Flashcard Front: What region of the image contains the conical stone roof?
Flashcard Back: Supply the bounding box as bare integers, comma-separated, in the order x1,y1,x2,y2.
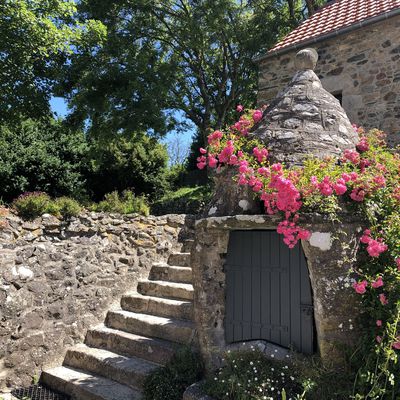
252,48,358,166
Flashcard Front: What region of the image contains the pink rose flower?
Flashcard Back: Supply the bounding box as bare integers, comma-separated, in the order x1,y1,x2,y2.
341,173,352,182
333,178,347,195
367,239,387,258
199,147,207,154
356,137,369,153
197,155,207,170
379,293,388,305
208,155,218,168
350,188,366,202
396,258,400,271
353,280,368,294
371,277,384,288
252,110,263,123
376,320,382,327
360,229,371,244
253,147,268,163
393,341,400,350
318,176,333,196
343,149,360,164
236,105,244,112
373,175,386,188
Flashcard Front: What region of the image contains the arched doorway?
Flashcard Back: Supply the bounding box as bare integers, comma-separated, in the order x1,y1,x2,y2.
225,230,315,354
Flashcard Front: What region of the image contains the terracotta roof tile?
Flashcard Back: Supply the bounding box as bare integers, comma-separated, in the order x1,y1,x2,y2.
269,0,400,54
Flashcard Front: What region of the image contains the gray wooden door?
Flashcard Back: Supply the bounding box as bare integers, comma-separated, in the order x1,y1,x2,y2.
225,230,314,354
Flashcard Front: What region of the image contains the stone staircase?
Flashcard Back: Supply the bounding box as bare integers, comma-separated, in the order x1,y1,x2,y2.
41,236,196,400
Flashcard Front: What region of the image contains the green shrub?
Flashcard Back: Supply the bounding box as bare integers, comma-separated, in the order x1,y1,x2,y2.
92,190,149,216
0,119,88,202
12,192,52,220
151,185,212,215
54,197,82,219
203,349,309,400
12,192,82,220
143,347,203,400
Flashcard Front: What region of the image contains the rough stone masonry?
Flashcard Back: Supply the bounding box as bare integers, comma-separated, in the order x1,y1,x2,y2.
194,49,365,367
257,16,400,145
0,210,189,391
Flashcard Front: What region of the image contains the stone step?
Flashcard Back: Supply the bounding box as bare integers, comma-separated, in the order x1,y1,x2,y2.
168,252,191,267
181,239,195,253
106,310,195,344
149,263,192,284
85,325,177,365
137,280,194,301
41,366,142,400
121,293,193,320
64,344,158,389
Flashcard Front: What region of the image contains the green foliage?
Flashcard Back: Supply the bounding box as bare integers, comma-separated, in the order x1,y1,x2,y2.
0,118,172,204
61,0,306,145
60,0,175,138
12,192,51,220
143,347,203,400
86,132,169,201
293,356,354,400
203,349,309,399
0,119,88,202
53,197,82,219
12,192,82,220
91,190,149,216
151,186,212,215
0,0,105,122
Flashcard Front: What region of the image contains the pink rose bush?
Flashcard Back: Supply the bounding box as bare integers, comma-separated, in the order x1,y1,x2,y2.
197,110,400,387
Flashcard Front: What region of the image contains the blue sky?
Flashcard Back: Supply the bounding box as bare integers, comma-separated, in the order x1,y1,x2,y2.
49,97,194,163
50,97,69,118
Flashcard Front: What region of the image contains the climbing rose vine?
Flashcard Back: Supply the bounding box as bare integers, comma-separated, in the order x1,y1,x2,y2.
198,107,400,397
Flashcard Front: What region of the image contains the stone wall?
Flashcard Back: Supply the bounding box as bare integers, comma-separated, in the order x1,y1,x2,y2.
191,214,363,368
257,16,400,145
0,210,189,391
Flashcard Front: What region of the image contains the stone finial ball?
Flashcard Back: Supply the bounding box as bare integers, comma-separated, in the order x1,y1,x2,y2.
295,48,319,70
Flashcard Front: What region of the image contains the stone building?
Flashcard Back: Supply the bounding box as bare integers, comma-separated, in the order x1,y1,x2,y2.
194,50,363,369
255,0,400,145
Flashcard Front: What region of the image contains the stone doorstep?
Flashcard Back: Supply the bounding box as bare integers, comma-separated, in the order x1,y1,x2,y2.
137,279,194,301
105,310,196,344
41,366,142,400
121,293,194,320
85,325,178,365
226,340,291,362
64,344,159,389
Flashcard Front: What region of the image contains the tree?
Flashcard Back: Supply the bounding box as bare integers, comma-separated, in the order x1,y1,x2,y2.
0,119,89,202
60,0,325,172
0,0,105,122
285,0,325,22
86,132,170,201
59,0,176,139
61,1,292,141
